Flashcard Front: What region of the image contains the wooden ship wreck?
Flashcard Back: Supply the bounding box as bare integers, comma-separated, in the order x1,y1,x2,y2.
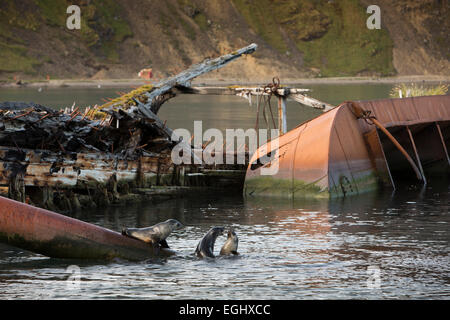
0,44,261,259
0,44,259,213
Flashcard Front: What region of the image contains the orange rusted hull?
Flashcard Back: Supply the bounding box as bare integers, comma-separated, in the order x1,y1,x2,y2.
0,196,174,260
244,95,450,198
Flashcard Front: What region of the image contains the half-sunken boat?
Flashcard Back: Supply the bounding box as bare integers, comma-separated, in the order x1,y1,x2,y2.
244,95,450,198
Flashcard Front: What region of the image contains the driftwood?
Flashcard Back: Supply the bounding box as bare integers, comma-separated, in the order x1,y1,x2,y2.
99,43,258,115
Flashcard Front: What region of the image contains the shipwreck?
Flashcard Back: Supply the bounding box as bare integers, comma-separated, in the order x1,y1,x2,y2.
0,44,261,212
245,95,450,198
1,42,449,260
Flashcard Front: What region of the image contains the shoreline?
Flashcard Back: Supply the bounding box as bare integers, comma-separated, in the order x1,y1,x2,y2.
1,75,449,89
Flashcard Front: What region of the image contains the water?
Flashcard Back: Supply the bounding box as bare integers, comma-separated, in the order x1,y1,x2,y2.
0,83,393,133
0,84,449,299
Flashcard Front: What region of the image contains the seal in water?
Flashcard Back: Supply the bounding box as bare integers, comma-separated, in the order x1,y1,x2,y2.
122,219,183,249
195,226,225,258
220,229,239,255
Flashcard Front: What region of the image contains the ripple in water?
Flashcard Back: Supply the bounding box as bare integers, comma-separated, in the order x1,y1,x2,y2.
0,183,449,299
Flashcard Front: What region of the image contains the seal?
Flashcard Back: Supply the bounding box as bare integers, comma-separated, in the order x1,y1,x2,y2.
122,219,183,249
220,229,239,255
195,226,225,258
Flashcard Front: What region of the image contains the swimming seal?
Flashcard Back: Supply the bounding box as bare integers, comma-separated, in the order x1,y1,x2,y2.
122,219,183,249
195,227,224,258
220,229,239,255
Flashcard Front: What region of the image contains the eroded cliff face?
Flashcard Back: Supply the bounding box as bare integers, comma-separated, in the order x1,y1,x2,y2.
0,0,448,81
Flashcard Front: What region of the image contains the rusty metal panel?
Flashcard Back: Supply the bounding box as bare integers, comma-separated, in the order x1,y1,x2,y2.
363,129,395,189
245,95,450,198
389,97,421,123
245,107,340,198
356,95,450,131
245,125,304,197
360,99,400,128
292,109,337,197
412,95,450,121
328,106,379,196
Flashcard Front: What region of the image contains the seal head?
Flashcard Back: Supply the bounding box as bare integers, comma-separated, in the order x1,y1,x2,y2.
122,219,184,249
220,229,239,255
195,226,225,258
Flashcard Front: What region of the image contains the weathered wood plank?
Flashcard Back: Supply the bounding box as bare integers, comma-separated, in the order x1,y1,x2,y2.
290,93,335,111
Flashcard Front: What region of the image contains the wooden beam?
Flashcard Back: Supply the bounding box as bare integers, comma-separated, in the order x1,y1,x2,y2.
177,86,310,96
289,93,335,111
278,97,287,135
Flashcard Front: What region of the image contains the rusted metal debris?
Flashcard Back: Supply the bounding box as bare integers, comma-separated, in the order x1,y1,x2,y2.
245,95,450,198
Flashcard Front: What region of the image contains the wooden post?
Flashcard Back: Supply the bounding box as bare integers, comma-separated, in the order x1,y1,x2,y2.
278,97,287,135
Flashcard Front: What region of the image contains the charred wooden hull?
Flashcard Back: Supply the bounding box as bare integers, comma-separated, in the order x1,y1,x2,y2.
244,95,450,198
0,196,175,260
0,102,247,211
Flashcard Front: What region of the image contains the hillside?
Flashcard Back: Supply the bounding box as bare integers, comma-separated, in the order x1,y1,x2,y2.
0,0,448,82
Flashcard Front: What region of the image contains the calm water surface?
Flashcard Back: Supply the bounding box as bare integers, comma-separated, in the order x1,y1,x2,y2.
0,84,448,299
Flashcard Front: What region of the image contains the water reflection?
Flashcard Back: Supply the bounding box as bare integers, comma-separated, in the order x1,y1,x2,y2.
1,182,448,299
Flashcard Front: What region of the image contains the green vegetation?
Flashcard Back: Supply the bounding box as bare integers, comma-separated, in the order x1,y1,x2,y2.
390,83,449,98
0,0,134,74
0,2,40,32
232,0,395,76
0,42,40,73
34,0,132,62
0,2,41,73
193,12,209,31
245,176,329,198
232,0,287,52
179,17,197,41
176,0,209,32
99,84,154,111
34,0,67,27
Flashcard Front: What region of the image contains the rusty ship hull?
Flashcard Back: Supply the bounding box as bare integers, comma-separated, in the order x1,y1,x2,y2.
244,95,450,198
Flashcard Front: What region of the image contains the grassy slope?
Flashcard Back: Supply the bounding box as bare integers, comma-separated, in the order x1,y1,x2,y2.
0,0,132,75
232,0,395,77
0,2,41,74
5,0,441,79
